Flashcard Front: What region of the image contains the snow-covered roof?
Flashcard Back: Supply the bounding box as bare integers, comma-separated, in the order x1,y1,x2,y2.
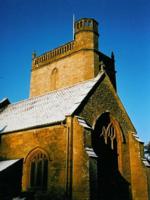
77,116,93,130
0,159,20,172
142,158,150,167
85,147,98,158
0,72,104,134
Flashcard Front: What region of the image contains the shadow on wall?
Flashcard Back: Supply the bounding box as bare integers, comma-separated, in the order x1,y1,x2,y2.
0,159,23,200
91,112,131,200
12,187,65,200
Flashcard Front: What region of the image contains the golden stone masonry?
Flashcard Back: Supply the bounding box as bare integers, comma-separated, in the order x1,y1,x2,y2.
0,18,149,200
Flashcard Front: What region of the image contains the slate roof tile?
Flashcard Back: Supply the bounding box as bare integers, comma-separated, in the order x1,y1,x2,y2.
0,72,104,134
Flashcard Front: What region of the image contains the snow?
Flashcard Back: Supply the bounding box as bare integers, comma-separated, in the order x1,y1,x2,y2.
0,159,20,172
0,73,104,134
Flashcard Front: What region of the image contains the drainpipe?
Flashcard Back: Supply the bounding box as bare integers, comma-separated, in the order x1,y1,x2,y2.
65,116,73,200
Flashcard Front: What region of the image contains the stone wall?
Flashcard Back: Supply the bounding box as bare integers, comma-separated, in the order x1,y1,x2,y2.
77,74,149,199
72,117,90,200
0,125,68,199
129,132,149,200
30,49,99,97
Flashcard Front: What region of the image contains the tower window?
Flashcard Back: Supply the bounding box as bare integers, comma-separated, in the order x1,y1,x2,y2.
88,20,92,26
29,152,48,191
84,20,89,26
51,68,58,90
80,21,83,27
84,20,92,27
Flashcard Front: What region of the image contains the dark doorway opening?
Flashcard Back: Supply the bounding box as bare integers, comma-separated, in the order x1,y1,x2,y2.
92,113,130,200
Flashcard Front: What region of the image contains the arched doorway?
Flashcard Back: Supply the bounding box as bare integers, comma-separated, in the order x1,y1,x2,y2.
92,113,129,200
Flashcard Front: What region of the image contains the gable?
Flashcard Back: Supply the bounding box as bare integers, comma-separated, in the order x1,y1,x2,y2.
77,73,136,136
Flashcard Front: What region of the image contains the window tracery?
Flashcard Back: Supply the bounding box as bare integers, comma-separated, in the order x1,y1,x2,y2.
29,151,48,191
100,122,116,149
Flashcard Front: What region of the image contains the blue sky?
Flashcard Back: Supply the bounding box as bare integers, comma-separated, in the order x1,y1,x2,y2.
0,0,150,143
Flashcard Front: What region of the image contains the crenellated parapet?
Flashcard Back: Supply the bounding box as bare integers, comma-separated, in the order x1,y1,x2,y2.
32,41,75,69
32,18,99,70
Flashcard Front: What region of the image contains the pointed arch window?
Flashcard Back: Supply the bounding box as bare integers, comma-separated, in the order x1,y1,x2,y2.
51,68,58,90
29,151,48,191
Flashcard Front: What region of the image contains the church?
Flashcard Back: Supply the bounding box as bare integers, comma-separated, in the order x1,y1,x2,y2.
0,18,150,200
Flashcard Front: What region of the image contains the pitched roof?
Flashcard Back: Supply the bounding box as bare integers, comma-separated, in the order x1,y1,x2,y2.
0,159,21,172
0,72,104,134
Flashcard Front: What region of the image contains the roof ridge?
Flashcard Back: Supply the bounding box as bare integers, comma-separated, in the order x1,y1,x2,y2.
9,72,104,107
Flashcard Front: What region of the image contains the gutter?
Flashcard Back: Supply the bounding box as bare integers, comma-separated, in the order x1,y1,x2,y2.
0,120,65,135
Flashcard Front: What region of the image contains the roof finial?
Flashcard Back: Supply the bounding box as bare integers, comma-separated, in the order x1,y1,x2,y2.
73,14,75,40
32,50,36,60
100,61,106,72
111,51,115,61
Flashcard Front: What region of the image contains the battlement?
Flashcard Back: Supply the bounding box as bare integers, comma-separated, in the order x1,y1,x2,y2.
32,41,75,69
74,18,98,36
32,18,99,70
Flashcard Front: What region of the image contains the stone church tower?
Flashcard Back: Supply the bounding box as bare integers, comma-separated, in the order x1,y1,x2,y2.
30,18,116,97
0,18,150,200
